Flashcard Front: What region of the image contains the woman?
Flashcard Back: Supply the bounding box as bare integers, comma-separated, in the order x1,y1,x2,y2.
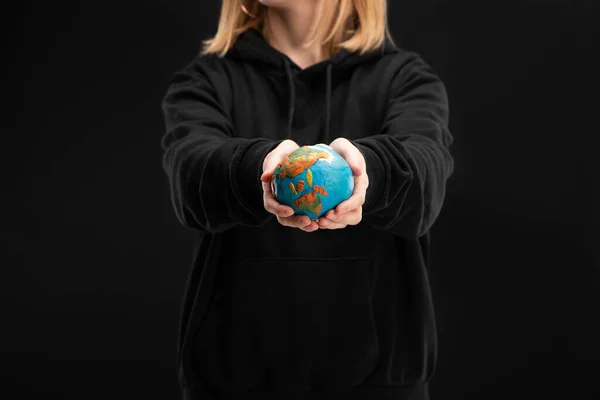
161,0,454,398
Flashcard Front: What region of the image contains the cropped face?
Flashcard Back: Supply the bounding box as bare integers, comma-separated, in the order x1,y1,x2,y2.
257,0,287,6
258,0,317,9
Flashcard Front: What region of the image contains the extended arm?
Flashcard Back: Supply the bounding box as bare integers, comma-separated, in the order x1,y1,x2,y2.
161,60,283,232
349,54,455,239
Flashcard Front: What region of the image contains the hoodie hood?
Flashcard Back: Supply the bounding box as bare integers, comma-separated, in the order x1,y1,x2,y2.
226,28,400,144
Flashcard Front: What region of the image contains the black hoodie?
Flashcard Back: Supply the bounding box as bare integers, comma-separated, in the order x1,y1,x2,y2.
161,27,454,399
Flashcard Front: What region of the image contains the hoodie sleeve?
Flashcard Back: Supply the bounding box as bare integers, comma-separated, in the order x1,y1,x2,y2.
161,59,284,233
348,54,454,239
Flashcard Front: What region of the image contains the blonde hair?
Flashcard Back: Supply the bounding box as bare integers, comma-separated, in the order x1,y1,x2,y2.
201,0,395,57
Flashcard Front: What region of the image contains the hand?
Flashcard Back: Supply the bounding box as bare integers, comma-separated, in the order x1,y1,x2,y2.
316,138,369,230
260,140,319,232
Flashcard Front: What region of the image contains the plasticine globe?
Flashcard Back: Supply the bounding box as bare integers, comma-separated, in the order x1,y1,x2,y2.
272,144,354,220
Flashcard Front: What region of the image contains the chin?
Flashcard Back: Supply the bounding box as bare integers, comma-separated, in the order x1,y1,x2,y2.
258,0,292,8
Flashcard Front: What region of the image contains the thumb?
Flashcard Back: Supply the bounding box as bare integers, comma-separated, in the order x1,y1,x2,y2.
261,169,273,182
331,143,362,177
343,153,363,177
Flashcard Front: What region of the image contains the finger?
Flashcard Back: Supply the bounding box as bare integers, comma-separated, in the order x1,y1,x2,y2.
277,214,312,228
262,182,294,217
261,167,283,197
335,149,364,177
323,206,362,226
261,179,271,193
260,169,273,182
335,194,362,216
317,216,347,230
334,176,368,214
324,206,357,222
265,197,294,217
284,216,318,232
346,155,364,177
298,220,319,232
346,207,363,226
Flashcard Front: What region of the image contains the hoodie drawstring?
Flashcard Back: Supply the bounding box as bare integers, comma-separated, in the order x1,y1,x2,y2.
283,58,295,139
324,63,332,145
282,58,333,144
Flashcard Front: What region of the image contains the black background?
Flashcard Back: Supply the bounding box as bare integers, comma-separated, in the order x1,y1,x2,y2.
6,0,599,399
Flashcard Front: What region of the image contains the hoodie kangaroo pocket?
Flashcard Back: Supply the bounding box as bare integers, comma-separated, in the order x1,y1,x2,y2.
224,256,379,392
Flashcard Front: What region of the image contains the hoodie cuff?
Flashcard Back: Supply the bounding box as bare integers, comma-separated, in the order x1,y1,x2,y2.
234,138,286,221
348,138,386,215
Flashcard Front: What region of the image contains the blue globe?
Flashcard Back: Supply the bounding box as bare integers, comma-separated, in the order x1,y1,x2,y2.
272,144,354,220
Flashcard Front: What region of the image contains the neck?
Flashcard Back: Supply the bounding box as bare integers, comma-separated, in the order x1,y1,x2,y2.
262,4,329,70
